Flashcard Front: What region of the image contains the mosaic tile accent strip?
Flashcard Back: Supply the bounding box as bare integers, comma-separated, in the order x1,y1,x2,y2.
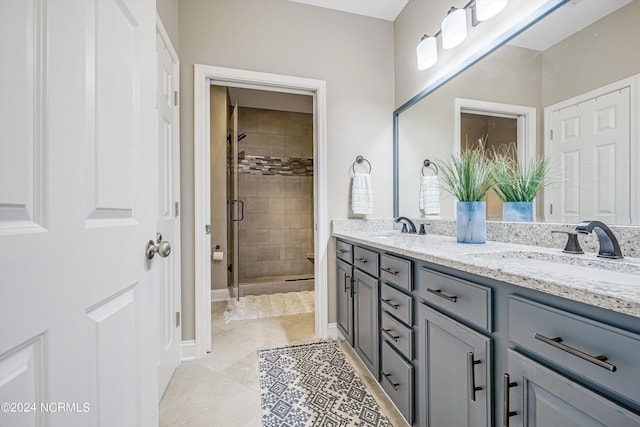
259,341,391,427
239,155,313,176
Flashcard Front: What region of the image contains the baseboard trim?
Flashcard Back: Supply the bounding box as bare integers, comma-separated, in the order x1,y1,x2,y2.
325,323,341,339
210,289,228,302
181,340,197,361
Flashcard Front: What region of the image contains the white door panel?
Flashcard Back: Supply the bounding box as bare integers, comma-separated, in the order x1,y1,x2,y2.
547,88,630,224
0,0,158,426
156,27,181,399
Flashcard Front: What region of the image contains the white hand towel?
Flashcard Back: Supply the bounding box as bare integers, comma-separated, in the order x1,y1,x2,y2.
351,173,373,215
419,175,440,215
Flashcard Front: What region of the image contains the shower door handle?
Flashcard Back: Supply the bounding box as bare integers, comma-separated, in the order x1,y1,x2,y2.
232,199,245,222
238,199,245,221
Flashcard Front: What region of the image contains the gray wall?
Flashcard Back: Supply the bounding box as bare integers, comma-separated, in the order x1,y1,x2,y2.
178,0,395,339
156,0,179,52
541,0,640,106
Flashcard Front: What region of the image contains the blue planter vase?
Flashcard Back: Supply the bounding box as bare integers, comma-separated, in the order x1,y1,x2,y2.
503,201,534,222
456,201,486,244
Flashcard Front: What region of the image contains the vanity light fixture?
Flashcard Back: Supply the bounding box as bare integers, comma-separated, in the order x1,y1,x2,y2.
475,0,508,22
416,34,438,70
441,7,468,49
415,0,509,70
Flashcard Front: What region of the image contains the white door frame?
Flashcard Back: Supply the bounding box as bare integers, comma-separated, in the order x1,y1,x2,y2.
454,98,537,163
544,74,640,225
193,64,328,358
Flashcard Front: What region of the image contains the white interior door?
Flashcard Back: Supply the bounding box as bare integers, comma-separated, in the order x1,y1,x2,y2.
156,24,181,399
547,88,631,224
0,1,158,426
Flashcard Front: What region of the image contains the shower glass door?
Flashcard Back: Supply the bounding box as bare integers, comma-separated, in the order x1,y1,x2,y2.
227,104,241,300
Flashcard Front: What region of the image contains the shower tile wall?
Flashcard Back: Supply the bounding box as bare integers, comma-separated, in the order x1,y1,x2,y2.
237,107,314,280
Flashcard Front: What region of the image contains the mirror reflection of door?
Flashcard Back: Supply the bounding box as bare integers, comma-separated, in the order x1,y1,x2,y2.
460,112,518,220
546,86,631,225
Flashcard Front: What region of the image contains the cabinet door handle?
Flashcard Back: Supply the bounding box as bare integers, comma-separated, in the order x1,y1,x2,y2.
381,372,400,391
355,257,368,264
467,352,483,402
381,298,399,310
380,266,399,276
344,275,351,293
502,373,518,427
381,328,400,342
534,333,617,372
427,288,458,303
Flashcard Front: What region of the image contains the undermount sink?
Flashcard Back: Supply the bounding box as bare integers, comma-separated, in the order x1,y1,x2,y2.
469,251,640,286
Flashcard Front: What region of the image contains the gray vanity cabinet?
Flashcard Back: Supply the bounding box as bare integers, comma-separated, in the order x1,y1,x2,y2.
336,258,354,345
354,268,379,378
505,349,640,427
417,303,492,427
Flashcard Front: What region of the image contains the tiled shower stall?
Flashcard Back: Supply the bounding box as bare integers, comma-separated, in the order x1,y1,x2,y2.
235,107,314,296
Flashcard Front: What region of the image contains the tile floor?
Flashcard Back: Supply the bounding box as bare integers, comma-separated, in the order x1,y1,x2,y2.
159,300,409,426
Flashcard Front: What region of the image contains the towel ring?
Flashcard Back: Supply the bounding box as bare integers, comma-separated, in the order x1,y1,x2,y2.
352,155,372,174
421,159,438,176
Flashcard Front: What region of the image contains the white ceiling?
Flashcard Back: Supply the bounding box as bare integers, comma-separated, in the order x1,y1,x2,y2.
288,0,409,21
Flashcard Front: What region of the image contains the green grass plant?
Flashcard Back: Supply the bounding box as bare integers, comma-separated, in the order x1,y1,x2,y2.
438,146,495,202
492,145,551,202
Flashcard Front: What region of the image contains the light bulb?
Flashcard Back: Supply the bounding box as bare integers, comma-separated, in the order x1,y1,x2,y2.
441,7,467,49
416,35,438,70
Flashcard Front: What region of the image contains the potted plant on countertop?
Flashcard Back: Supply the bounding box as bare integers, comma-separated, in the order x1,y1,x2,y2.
492,145,552,222
438,145,495,243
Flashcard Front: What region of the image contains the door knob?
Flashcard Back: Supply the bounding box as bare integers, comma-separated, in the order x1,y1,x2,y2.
146,237,172,259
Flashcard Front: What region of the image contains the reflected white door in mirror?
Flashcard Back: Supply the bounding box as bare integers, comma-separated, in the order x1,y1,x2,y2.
544,75,638,225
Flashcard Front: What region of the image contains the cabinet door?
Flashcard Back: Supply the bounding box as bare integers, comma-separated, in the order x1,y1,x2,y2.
505,350,640,427
354,269,379,378
418,303,492,427
337,259,354,345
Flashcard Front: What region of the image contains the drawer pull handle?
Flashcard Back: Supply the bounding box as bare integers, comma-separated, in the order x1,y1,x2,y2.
502,373,518,427
380,267,399,276
382,372,400,391
355,257,368,264
427,288,458,303
381,298,399,310
534,333,617,372
381,328,400,342
467,352,483,402
336,249,346,255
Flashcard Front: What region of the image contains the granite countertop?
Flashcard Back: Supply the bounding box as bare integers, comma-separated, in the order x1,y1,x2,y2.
333,229,640,319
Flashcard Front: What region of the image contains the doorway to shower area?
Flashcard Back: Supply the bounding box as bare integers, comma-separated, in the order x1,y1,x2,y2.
221,87,315,302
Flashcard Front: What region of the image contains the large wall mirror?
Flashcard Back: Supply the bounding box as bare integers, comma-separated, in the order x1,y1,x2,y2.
394,0,639,225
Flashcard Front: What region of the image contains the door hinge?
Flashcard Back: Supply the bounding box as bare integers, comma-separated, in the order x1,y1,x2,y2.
174,201,180,218
175,312,181,328
550,129,554,140
174,91,178,106
205,225,211,235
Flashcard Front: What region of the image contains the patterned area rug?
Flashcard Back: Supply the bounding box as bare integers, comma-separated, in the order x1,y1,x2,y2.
224,291,315,322
258,341,392,426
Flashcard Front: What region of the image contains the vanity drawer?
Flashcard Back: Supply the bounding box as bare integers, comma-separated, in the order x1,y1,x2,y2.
353,246,379,277
509,295,640,405
381,311,413,360
380,253,412,291
419,268,493,332
381,340,414,425
381,282,413,326
336,240,353,264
